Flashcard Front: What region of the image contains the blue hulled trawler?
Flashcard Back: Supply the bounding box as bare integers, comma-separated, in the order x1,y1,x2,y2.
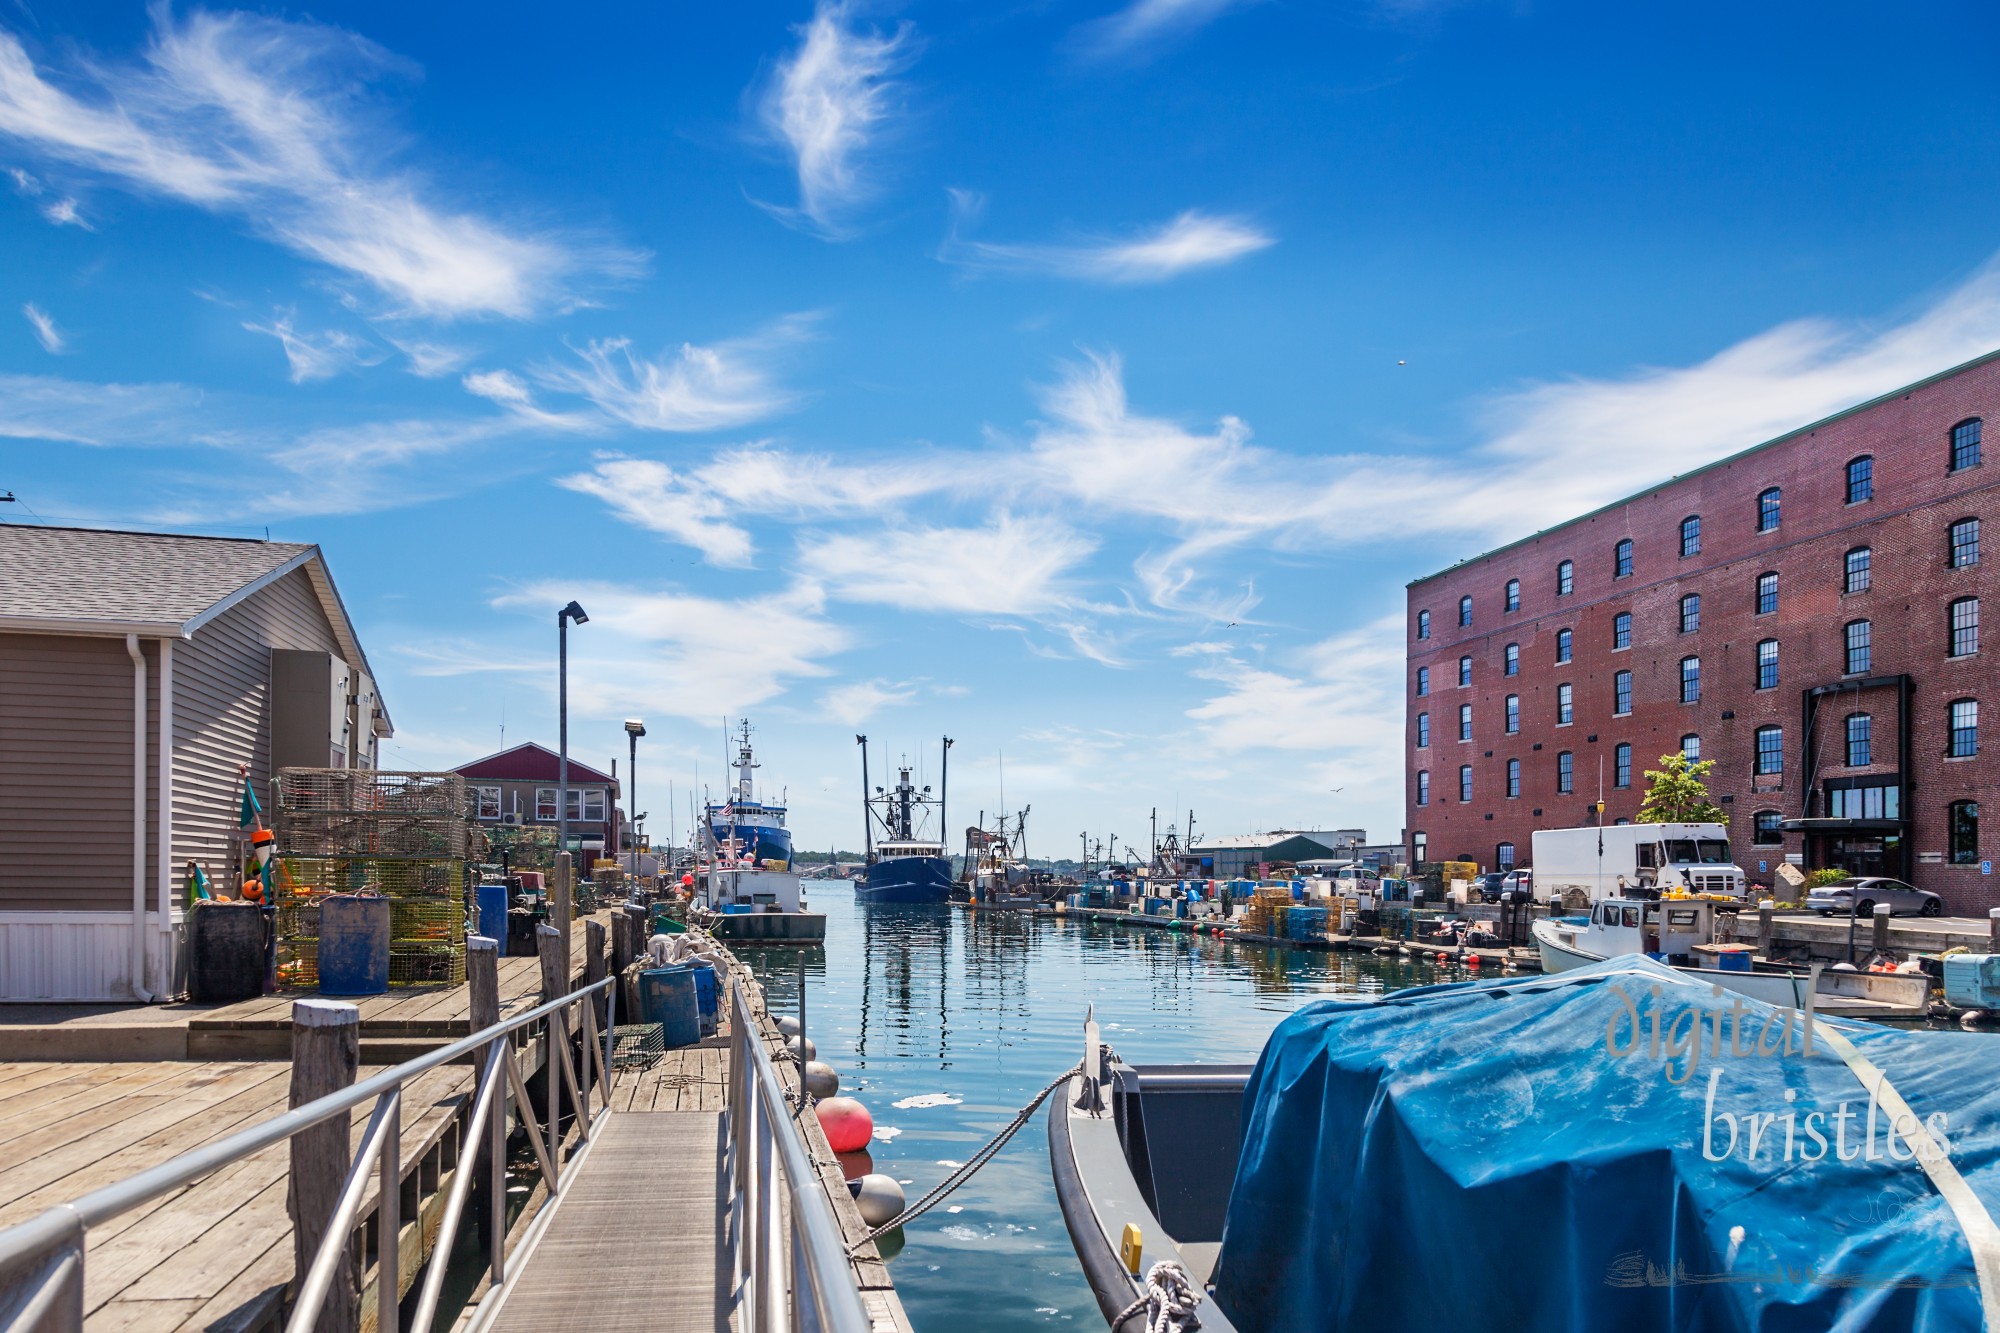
854,735,955,904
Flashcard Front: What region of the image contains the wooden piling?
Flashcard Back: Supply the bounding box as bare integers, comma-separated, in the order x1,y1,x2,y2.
288,999,359,1333
537,923,568,1005
1872,903,1892,956
611,910,635,976
585,919,608,1026
1990,907,1999,954
1757,901,1775,959
552,852,574,941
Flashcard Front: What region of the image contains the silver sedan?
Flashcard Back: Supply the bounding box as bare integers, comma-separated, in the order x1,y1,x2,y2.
1805,876,1944,918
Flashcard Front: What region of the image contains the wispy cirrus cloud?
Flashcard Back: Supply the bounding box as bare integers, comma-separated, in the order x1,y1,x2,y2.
799,513,1098,618
0,373,203,442
532,317,811,432
242,311,385,383
759,1,915,235
943,194,1272,284
1071,0,1256,62
819,678,918,725
0,11,635,317
21,302,64,353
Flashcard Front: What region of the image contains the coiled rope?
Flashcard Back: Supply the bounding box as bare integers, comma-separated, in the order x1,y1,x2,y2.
845,1062,1083,1252
1113,1260,1204,1332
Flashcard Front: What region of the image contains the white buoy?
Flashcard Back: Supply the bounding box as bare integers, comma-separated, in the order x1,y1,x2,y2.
851,1173,906,1227
789,1035,817,1062
804,1060,840,1099
777,1015,802,1038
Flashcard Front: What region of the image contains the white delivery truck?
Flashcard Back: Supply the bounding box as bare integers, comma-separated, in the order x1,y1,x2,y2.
1528,822,1745,903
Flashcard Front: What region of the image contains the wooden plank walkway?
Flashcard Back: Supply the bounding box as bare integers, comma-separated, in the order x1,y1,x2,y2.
0,1060,474,1332
489,1113,727,1333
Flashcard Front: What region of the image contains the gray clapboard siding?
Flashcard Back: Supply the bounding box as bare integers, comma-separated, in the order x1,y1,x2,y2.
173,567,344,903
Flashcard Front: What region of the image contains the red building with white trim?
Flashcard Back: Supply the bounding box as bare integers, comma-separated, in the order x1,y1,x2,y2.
1405,351,2000,913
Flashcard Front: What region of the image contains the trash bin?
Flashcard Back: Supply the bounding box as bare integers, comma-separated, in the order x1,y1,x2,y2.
476,881,510,951
188,901,267,1002
638,967,700,1048
318,894,391,995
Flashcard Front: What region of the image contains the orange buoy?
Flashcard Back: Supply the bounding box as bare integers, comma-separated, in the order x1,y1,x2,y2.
1468,955,1482,967
1436,952,1448,963
816,1097,874,1153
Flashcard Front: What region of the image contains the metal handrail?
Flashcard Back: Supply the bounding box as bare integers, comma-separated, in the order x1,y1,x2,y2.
727,979,871,1333
0,973,616,1333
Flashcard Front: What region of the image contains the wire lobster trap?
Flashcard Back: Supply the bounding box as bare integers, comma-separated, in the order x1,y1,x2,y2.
276,769,470,818
609,1022,665,1071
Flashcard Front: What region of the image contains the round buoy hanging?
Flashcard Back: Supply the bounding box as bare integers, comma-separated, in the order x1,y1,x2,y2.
817,1097,874,1153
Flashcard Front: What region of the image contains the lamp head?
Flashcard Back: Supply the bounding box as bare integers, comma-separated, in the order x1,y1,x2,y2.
561,600,589,625
624,719,647,738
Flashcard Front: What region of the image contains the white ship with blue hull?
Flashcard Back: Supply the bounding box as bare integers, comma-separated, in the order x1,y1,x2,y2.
704,720,793,872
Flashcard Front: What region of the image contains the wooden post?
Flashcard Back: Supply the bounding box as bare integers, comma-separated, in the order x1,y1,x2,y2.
585,919,607,1027
537,923,567,1005
1989,907,2000,954
467,937,501,1263
611,910,634,977
1757,900,1775,959
552,852,574,943
289,999,360,1333
1872,902,1892,956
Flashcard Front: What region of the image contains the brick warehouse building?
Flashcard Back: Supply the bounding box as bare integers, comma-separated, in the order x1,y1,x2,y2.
1405,350,2000,914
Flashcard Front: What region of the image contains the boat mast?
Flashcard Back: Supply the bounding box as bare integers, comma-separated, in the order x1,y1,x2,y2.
940,736,952,856
856,734,873,863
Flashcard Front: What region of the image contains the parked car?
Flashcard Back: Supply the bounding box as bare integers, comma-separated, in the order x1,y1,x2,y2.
1805,876,1944,918
1500,869,1534,900
1477,872,1509,904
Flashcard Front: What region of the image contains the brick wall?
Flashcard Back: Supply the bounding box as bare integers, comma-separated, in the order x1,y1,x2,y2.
1405,350,2000,915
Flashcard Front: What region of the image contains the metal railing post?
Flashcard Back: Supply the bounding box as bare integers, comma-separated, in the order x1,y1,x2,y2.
377,1092,401,1333
546,1008,564,1187
488,1034,507,1288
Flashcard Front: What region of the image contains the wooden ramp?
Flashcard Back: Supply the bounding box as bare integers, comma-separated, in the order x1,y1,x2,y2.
489,1112,728,1333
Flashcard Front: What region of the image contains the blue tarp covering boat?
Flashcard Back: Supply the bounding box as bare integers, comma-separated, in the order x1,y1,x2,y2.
1212,956,2000,1333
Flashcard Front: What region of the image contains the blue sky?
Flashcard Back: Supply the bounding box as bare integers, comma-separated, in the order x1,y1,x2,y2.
6,1,2000,856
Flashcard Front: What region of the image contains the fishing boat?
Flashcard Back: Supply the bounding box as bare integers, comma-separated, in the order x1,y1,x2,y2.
695,722,823,942
962,810,1051,908
853,735,955,904
1052,958,2000,1332
1531,895,1929,1017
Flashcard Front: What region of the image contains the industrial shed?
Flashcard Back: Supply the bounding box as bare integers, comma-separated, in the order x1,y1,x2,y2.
0,526,391,1001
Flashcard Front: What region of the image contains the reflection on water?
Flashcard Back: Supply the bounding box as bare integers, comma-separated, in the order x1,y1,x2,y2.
738,891,1442,1331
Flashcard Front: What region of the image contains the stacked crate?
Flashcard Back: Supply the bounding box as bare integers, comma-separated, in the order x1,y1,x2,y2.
275,770,474,988
1242,886,1295,936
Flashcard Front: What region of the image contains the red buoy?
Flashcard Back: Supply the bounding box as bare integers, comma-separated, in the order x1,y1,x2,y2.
816,1097,875,1153
1468,955,1482,967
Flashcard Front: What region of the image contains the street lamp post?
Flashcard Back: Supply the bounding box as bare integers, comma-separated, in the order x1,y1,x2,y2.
625,719,646,887
557,601,588,864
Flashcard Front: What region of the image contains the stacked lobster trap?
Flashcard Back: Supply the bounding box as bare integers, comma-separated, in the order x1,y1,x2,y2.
274,769,479,988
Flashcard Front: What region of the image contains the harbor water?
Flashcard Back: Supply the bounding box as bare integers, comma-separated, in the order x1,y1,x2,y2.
738,889,1453,1330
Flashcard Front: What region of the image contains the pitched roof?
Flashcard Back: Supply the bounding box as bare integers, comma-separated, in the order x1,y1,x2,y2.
455,742,618,788
0,524,388,731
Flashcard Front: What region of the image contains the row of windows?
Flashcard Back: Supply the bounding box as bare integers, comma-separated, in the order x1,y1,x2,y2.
1416,700,1976,804
1414,510,1985,641
1415,594,1982,700
473,785,609,822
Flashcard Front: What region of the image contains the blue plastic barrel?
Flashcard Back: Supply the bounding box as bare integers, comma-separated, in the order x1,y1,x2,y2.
476,881,510,951
638,967,700,1048
689,964,719,1037
319,894,391,995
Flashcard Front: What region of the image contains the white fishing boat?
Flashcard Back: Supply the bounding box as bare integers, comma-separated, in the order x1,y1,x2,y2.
1531,896,1929,1017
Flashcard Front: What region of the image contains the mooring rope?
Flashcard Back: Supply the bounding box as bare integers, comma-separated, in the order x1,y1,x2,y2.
1112,1260,1204,1332
845,1062,1084,1252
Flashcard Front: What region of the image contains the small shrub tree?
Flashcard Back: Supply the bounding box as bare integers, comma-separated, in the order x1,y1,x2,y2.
1636,753,1727,825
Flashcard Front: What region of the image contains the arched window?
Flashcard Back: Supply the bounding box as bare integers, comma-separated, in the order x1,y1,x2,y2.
1752,810,1784,846
1505,694,1520,734
1950,598,1980,658
1952,418,1983,473
1506,758,1521,797
1415,712,1430,748
1416,609,1431,640
1950,800,1980,864
1459,594,1473,627
1415,770,1430,807
1951,518,1981,568
1415,666,1429,697
1844,619,1871,675
1756,571,1779,615
1459,703,1473,741
1556,560,1573,596
1757,487,1781,532
1680,734,1701,763
1458,655,1473,687
1613,670,1633,716
1557,750,1574,794
1755,725,1784,775
1680,656,1700,703
1458,765,1473,803
1679,593,1700,634
1613,611,1632,650
1497,841,1517,868
1844,547,1871,594
1950,699,1979,758
1614,538,1633,579
1846,455,1873,504
1756,638,1779,689
1845,713,1871,767
1680,515,1702,558
1557,682,1573,725
1614,743,1633,788
1555,627,1573,663
1504,578,1521,612
1504,643,1519,676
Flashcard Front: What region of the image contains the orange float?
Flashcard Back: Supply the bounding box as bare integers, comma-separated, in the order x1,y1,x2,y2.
815,1097,874,1153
